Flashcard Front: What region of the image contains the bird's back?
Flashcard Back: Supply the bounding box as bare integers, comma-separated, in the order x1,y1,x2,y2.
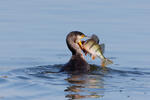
61,55,90,73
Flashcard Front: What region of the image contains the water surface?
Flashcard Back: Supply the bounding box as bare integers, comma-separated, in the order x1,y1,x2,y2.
0,0,150,100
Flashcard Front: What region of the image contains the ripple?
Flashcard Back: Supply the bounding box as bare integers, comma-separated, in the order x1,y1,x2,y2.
2,64,150,100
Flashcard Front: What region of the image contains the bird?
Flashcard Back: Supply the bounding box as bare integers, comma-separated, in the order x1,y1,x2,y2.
60,31,90,73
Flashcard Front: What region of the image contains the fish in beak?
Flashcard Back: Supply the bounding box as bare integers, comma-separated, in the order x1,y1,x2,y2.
81,34,113,67
78,35,89,49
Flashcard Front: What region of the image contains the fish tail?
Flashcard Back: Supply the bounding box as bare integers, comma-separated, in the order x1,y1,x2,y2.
101,58,113,67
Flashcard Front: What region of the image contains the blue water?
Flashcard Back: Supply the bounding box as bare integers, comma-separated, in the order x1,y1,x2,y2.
0,0,150,100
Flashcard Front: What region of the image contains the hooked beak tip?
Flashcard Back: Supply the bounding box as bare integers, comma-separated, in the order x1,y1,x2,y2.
84,35,89,38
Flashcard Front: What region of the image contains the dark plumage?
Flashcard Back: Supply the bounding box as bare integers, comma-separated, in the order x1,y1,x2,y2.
61,31,90,73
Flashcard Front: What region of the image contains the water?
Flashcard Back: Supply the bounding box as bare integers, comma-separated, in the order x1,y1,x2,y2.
0,0,150,100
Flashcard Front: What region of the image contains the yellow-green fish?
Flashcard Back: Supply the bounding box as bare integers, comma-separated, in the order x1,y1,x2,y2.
81,35,113,67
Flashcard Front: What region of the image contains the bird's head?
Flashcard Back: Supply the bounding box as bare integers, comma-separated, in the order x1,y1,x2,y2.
66,31,87,55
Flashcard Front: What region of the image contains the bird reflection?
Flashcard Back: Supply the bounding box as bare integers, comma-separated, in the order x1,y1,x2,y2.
65,72,105,99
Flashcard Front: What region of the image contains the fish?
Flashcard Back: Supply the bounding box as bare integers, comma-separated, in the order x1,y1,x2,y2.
80,34,113,67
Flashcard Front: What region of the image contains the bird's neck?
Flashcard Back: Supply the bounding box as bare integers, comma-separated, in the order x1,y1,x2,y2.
66,37,82,56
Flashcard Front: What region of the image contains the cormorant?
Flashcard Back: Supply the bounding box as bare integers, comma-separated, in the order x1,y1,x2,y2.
61,31,90,73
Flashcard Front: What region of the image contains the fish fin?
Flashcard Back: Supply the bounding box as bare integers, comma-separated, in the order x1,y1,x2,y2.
101,61,106,67
85,52,88,56
82,49,88,56
91,55,96,60
83,50,88,56
101,58,113,67
100,43,105,54
91,34,99,43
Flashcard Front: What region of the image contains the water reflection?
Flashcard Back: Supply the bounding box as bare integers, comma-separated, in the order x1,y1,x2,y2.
65,73,105,99
16,64,110,100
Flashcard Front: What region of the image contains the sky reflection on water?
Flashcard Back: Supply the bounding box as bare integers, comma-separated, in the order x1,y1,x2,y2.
0,0,150,100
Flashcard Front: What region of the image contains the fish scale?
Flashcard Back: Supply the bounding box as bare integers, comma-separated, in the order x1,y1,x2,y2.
82,36,113,67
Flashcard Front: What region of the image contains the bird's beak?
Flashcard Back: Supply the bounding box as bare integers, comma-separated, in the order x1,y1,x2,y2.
81,34,85,39
81,34,89,38
78,41,83,48
78,34,88,48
